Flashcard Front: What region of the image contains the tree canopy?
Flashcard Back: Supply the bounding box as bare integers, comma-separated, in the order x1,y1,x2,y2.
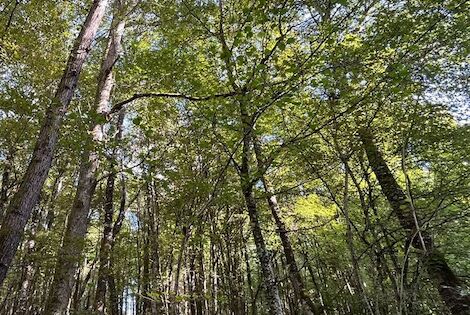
0,0,469,314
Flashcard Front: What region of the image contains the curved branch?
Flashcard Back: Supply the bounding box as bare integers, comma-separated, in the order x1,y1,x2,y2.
110,91,238,114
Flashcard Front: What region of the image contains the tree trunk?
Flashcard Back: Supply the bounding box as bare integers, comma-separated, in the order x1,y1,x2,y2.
172,226,190,314
0,151,13,219
45,169,65,230
243,240,256,315
0,0,109,287
142,225,151,315
341,165,373,315
359,128,470,315
148,180,163,314
253,137,320,315
94,168,117,313
238,101,284,315
7,170,63,315
195,238,205,315
109,168,127,315
188,247,197,315
14,204,41,315
94,110,126,312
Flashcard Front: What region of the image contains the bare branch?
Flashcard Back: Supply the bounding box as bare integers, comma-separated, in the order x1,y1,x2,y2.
110,91,239,114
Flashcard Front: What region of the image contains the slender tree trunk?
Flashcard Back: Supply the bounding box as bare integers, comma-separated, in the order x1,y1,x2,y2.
0,0,109,286
188,247,197,315
45,169,65,230
209,224,217,315
172,226,190,314
243,239,256,315
109,167,127,315
238,101,284,315
218,0,283,305
342,165,374,315
72,266,82,311
195,238,204,315
94,110,126,313
347,161,401,310
94,168,117,312
73,257,96,311
14,204,41,315
253,137,320,315
108,272,119,315
148,181,163,314
0,151,13,219
359,128,470,315
10,186,60,314
141,182,161,315
135,212,143,315
142,226,151,315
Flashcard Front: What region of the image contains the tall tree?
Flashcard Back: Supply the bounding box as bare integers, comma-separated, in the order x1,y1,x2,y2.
254,136,320,314
94,109,126,313
359,127,470,315
0,0,109,286
44,2,130,313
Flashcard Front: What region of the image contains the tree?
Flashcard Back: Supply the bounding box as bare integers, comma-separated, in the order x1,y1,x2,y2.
0,0,109,286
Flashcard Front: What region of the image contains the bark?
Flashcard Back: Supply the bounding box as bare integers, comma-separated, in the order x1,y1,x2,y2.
94,3,133,309
94,110,126,313
14,205,41,315
0,0,109,286
43,161,98,315
141,225,151,315
140,184,162,315
209,224,217,315
342,166,373,315
172,226,190,314
43,5,129,314
195,239,204,315
238,101,284,315
109,170,127,315
243,240,256,315
253,138,320,315
188,248,197,315
94,169,117,312
0,151,13,219
148,181,163,314
359,128,470,315
45,169,65,230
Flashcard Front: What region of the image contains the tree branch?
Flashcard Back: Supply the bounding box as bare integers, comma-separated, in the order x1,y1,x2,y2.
110,91,239,114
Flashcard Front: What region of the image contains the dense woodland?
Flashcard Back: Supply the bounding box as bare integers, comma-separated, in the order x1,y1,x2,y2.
0,0,469,314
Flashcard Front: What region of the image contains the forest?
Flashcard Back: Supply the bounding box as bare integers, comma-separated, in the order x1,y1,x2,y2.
0,0,469,314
